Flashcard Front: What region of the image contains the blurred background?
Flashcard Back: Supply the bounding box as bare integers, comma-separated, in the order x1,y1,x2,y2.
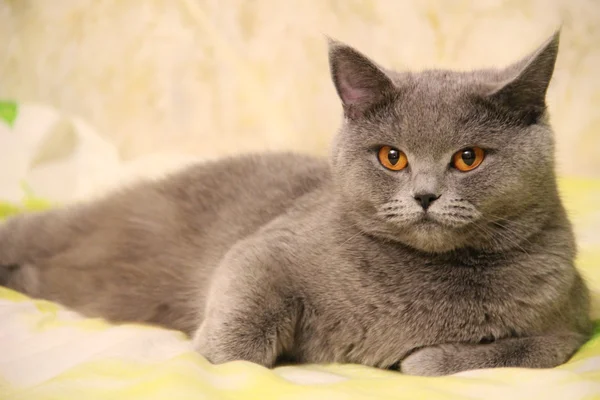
0,0,599,203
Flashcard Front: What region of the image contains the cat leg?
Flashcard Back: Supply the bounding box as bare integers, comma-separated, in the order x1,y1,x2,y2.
0,208,81,263
192,238,300,367
0,206,103,295
0,215,30,268
400,332,588,376
0,212,57,290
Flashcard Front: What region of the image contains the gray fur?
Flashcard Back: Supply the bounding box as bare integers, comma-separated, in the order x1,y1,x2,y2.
0,32,591,375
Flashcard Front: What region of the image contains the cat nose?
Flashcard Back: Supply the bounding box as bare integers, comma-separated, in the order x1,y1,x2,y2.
414,193,440,210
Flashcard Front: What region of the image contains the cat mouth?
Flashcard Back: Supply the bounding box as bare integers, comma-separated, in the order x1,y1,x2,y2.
379,208,473,231
413,214,443,228
414,213,463,230
379,211,472,252
417,213,438,224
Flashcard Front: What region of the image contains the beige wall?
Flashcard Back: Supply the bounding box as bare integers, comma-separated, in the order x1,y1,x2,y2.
1,0,599,177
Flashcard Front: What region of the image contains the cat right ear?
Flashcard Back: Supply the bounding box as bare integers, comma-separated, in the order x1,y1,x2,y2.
328,39,396,119
488,31,560,123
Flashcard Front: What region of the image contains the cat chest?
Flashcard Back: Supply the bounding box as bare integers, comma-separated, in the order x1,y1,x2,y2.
400,271,532,337
304,271,531,366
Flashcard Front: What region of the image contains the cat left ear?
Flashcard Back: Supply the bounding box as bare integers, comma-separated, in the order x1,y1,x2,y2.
489,31,560,121
328,39,396,119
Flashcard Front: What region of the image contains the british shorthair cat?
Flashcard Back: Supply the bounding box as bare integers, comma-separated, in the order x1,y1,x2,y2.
0,31,591,375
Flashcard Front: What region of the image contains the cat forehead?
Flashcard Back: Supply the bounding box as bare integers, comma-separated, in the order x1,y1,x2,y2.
390,69,495,98
333,33,559,158
378,70,498,154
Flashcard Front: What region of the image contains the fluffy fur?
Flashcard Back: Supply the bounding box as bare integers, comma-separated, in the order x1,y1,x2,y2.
0,32,591,376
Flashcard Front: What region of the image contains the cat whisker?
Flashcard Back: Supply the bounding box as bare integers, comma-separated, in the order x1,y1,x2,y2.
337,230,366,249
484,214,535,229
481,215,535,246
431,212,474,228
381,206,405,212
474,220,533,258
447,205,469,211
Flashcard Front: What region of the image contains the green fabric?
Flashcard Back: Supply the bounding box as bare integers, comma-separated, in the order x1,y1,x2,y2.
0,101,18,127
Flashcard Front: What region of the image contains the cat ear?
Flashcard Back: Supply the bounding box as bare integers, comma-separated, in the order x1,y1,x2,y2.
328,39,396,119
488,31,560,121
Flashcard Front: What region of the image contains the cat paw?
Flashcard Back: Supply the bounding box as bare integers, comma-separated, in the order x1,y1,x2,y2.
400,345,456,376
192,317,279,368
0,264,19,286
0,218,18,266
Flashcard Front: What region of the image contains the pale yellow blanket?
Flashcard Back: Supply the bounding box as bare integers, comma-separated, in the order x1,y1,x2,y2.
0,177,599,400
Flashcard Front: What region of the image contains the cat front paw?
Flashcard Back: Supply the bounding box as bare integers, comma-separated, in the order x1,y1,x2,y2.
192,317,280,368
400,345,457,376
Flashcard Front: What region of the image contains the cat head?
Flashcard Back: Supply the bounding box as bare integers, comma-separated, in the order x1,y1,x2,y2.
328,32,562,253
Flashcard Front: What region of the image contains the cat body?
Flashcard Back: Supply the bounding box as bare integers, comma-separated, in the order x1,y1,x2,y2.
0,154,328,335
0,32,591,375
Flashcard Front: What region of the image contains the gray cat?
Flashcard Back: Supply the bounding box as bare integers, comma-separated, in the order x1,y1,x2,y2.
0,31,591,376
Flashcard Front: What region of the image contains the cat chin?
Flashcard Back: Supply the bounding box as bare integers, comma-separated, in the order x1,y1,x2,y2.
358,214,471,253
399,232,467,253
379,221,470,253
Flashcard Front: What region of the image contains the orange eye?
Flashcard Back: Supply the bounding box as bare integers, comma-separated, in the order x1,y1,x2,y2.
452,147,485,172
378,146,408,171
